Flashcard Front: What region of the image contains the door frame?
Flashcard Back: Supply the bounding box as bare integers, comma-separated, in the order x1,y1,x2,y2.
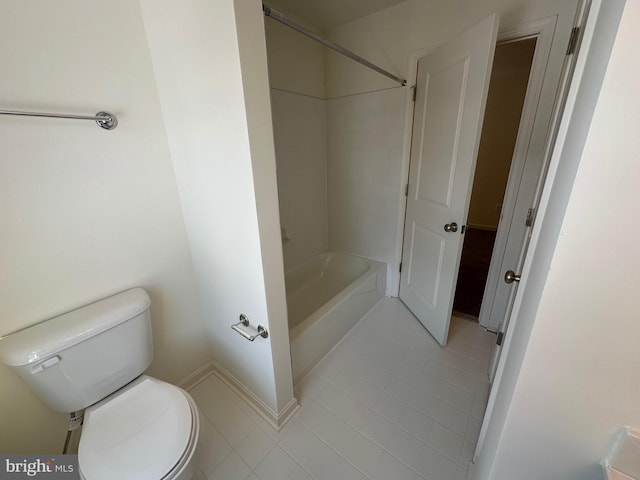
472,0,592,469
477,16,558,333
393,15,558,313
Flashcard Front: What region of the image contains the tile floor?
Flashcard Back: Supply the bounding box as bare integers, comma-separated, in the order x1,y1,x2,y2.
189,298,496,480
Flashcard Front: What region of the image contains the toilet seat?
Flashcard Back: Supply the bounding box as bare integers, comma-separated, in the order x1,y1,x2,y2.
78,376,197,480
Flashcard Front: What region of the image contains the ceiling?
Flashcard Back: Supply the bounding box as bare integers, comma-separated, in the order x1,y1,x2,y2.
265,0,407,30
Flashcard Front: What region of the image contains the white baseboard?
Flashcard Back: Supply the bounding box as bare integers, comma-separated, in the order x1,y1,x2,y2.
178,360,217,391
178,360,299,431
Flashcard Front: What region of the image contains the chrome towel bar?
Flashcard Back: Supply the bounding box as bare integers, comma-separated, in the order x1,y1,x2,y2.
0,109,118,130
231,314,268,342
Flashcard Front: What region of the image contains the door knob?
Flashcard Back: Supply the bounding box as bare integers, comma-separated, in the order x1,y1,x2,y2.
443,222,458,233
504,270,521,284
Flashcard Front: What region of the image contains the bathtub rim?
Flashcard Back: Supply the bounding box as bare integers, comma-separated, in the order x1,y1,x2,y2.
288,252,386,342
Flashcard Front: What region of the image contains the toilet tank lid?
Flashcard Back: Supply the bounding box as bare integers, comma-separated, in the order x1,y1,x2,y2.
0,288,150,367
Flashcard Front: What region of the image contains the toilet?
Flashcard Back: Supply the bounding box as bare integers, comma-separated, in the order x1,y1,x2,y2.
0,288,200,480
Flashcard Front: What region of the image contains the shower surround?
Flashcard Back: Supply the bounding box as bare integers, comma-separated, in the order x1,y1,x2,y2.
271,86,406,378
271,87,406,288
326,87,406,292
270,89,328,271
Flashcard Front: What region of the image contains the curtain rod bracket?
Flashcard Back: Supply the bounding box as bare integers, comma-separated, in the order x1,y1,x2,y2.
95,111,118,130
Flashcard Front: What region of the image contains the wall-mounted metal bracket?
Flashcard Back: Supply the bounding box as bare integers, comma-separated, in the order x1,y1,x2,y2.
231,314,269,341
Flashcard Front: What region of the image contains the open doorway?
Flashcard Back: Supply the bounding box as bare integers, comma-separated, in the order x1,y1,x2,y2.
452,37,537,321
399,15,565,348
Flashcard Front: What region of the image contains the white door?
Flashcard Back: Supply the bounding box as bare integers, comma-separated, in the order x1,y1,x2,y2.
487,225,532,379
400,14,499,346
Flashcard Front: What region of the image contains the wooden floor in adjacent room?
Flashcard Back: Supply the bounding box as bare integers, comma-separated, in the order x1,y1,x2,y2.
453,228,497,319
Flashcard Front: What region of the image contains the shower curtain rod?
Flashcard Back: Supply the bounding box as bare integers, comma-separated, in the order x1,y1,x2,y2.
262,4,407,87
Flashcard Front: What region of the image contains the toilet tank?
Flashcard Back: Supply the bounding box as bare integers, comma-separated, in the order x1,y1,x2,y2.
0,288,153,413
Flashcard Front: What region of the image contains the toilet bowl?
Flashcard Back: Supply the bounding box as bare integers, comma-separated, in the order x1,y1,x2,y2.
0,288,201,480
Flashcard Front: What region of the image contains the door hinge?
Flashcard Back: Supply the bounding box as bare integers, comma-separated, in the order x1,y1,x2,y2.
412,85,417,102
525,207,535,227
566,27,580,55
496,331,504,346
405,183,409,196
399,262,403,273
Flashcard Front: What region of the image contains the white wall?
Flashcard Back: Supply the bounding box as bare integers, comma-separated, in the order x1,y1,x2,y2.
271,90,328,271
139,0,294,418
0,0,212,453
327,88,405,293
234,0,295,415
473,1,632,478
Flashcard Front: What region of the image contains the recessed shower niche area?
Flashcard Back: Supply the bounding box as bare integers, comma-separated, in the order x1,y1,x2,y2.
263,6,407,381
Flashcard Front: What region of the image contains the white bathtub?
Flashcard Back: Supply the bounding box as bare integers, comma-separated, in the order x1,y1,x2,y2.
286,252,386,382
